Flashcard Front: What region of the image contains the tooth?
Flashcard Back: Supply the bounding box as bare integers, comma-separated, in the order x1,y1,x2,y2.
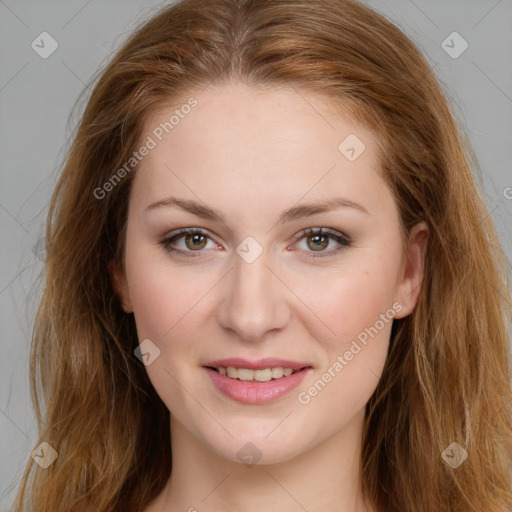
238,368,255,381
271,367,284,378
254,368,272,382
226,366,238,378
219,366,299,380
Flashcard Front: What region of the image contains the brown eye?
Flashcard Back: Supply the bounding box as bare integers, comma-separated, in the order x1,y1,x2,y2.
306,233,329,251
294,227,351,258
159,228,215,257
185,233,207,250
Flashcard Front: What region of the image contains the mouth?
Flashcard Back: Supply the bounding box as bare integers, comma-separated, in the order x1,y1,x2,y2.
203,358,312,404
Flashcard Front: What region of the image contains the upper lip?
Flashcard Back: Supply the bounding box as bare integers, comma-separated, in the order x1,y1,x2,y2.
204,358,312,371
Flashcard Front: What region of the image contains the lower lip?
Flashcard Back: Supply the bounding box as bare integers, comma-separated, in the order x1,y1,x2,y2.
204,367,311,404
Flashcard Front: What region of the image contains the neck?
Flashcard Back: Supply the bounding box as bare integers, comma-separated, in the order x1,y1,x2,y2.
155,408,374,512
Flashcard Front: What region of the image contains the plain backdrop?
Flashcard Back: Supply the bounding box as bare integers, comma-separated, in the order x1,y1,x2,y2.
0,0,511,509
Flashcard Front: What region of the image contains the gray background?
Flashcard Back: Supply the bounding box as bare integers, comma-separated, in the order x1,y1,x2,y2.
0,0,511,509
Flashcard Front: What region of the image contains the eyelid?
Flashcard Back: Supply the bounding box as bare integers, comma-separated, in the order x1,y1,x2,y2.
293,226,349,242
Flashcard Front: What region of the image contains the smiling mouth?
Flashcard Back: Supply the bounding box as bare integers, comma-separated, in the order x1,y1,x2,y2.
207,366,307,382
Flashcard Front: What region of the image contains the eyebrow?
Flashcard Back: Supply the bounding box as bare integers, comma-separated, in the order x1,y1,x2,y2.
144,196,369,224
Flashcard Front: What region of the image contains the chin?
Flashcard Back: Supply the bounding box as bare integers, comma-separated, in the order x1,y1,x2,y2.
200,423,311,466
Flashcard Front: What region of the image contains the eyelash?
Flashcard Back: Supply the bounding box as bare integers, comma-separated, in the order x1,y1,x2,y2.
159,227,351,259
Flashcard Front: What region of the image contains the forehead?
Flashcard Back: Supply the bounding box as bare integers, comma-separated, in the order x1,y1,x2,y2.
131,82,389,216
144,82,368,154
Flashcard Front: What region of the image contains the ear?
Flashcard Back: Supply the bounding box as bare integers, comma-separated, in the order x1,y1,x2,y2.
107,257,133,313
393,221,429,319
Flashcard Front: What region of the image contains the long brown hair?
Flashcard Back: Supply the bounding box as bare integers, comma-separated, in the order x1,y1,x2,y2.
13,0,512,510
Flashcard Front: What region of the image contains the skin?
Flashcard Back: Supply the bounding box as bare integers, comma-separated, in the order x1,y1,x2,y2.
110,82,428,512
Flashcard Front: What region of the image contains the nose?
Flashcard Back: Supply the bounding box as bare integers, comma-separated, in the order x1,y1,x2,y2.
217,248,291,342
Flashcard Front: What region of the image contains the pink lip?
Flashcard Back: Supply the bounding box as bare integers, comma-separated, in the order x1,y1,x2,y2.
203,359,312,405
204,357,310,371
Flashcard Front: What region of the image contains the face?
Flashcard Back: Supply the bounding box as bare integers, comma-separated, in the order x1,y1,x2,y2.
112,82,427,465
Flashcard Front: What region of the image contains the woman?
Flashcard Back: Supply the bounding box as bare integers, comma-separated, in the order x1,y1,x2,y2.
13,0,512,511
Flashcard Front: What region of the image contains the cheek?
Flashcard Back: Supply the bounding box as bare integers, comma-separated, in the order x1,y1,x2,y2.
293,251,400,410
125,240,207,342
294,270,395,425
297,254,400,348
125,247,209,408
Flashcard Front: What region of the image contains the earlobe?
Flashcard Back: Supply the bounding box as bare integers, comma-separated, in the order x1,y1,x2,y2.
107,257,133,313
393,221,429,319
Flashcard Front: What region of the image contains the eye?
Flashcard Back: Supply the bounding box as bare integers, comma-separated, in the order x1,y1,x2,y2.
159,226,351,259
292,227,351,258
159,228,219,257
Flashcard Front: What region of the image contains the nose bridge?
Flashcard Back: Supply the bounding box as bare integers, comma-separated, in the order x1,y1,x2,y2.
219,247,289,341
